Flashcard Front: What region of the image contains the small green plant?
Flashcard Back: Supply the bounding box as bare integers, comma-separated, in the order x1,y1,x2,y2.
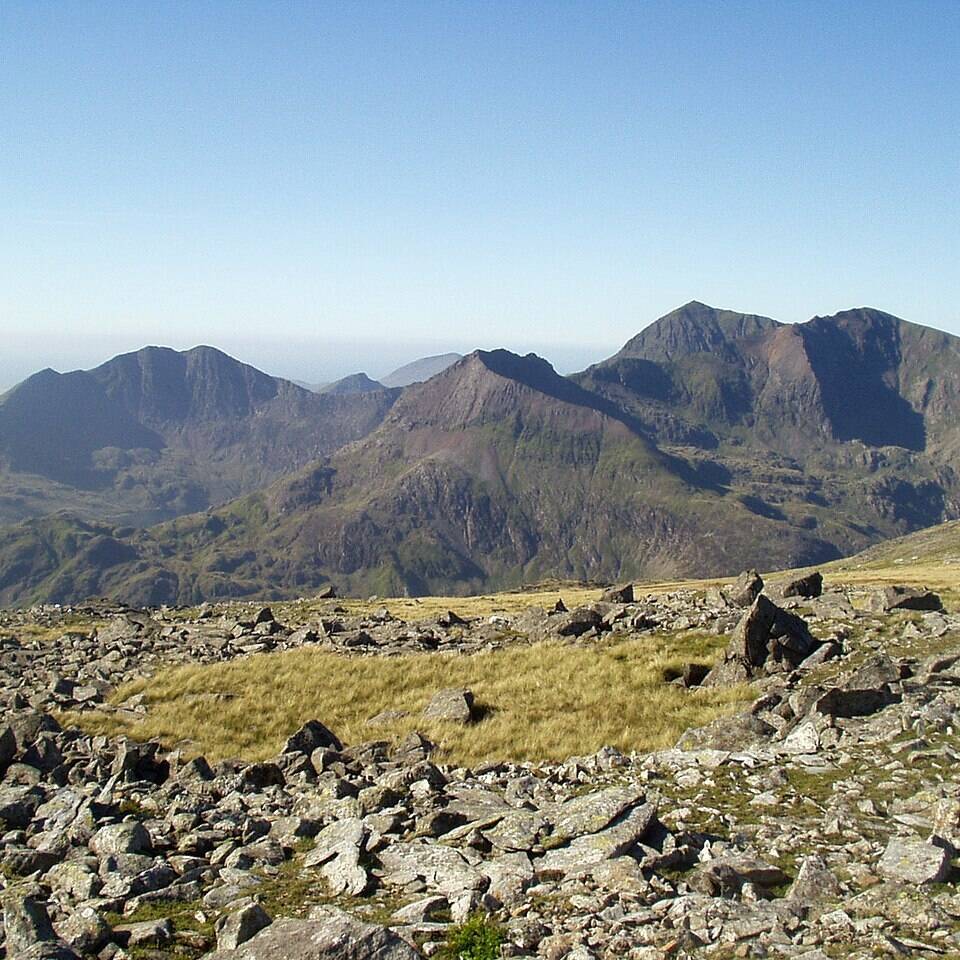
438,913,504,960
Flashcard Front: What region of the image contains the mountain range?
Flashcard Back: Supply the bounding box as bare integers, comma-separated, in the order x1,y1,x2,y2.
0,345,397,527
1,302,958,605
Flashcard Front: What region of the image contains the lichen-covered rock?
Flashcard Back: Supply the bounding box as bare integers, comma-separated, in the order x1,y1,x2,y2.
202,906,420,959
215,899,273,950
878,837,951,884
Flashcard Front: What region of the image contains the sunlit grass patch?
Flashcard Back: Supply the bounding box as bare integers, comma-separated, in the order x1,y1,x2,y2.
65,630,749,766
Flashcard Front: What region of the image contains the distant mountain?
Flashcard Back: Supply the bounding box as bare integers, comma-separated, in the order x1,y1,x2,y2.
577,302,960,459
0,345,397,526
380,353,463,388
0,349,847,605
317,372,387,395
3,304,960,606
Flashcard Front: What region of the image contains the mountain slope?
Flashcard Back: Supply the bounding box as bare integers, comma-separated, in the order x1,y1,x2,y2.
317,373,387,395
381,353,463,388
0,350,845,605
0,346,397,526
577,303,960,532
4,304,960,606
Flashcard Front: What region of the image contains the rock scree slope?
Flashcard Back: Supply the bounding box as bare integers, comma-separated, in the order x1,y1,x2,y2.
1,547,960,958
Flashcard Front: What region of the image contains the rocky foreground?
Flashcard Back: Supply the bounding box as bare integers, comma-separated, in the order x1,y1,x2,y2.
2,575,960,959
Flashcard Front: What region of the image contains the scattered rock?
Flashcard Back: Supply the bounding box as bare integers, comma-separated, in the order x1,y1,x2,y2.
423,688,475,724
881,586,943,612
600,584,634,604
781,570,824,599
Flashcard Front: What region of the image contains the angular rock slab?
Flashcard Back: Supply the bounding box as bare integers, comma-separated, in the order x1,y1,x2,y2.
422,688,475,724
878,837,951,884
216,899,273,951
303,817,369,896
378,841,486,897
202,906,419,959
547,784,647,845
536,802,657,875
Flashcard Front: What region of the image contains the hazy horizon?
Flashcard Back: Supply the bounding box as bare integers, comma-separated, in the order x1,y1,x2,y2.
0,331,618,394
5,296,960,394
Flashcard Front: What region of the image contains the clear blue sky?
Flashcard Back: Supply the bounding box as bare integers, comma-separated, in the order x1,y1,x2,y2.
2,0,958,389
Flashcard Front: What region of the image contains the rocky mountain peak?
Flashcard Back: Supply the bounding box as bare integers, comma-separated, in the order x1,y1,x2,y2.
89,344,293,425
615,301,782,364
387,349,630,435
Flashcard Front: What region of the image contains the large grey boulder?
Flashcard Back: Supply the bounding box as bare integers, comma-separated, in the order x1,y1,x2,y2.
705,594,817,685
881,586,943,612
536,802,657,875
814,656,903,719
55,905,112,955
600,583,634,604
378,841,486,897
90,820,152,857
550,607,603,638
547,785,647,845
202,906,419,959
787,855,843,906
282,719,342,755
781,571,823,599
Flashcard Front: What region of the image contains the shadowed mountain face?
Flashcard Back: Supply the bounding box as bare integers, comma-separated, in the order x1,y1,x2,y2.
0,346,398,526
2,304,960,606
578,302,960,456
0,369,163,486
798,310,927,450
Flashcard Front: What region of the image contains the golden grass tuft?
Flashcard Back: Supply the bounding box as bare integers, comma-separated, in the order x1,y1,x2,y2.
66,630,750,767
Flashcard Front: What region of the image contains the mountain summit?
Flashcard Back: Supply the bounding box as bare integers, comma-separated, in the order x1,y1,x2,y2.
615,301,781,364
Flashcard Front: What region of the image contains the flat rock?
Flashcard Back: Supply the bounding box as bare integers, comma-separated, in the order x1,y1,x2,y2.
378,841,485,897
547,784,647,844
537,802,657,875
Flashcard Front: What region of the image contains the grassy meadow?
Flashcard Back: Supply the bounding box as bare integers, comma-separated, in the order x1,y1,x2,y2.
67,628,749,766
62,533,960,767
